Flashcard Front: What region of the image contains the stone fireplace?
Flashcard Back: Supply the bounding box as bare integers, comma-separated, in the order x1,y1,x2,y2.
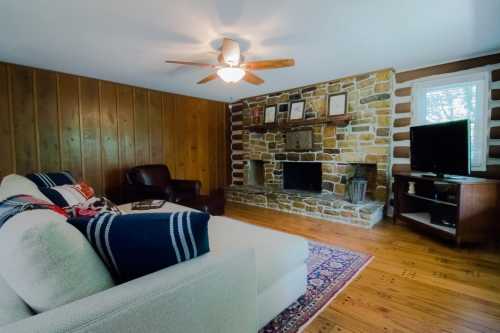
226,69,394,227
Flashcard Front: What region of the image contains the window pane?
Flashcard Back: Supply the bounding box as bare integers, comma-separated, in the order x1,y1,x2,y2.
423,81,483,168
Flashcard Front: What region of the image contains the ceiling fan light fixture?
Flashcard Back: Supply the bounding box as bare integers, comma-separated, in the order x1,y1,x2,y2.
216,67,245,83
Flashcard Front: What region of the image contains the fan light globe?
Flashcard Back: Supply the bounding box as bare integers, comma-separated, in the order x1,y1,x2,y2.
217,67,245,83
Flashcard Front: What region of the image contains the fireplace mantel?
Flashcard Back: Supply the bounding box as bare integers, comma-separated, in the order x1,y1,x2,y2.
244,115,351,133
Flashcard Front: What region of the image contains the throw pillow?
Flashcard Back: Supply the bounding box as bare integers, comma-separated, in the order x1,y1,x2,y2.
39,181,96,208
0,174,52,203
26,171,76,189
0,210,114,313
68,210,210,283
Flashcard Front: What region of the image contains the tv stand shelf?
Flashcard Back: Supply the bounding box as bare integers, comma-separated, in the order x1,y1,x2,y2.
400,212,456,235
403,193,458,207
393,173,499,245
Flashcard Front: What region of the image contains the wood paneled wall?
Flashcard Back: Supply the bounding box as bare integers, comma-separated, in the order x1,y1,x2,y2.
0,62,229,202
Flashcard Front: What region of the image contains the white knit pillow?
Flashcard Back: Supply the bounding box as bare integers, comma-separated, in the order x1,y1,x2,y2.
0,210,114,312
0,174,52,202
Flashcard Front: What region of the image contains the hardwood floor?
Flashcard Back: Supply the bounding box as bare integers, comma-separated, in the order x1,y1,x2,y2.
224,202,500,333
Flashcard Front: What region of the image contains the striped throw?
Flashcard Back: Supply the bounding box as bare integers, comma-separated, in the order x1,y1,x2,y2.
68,211,210,283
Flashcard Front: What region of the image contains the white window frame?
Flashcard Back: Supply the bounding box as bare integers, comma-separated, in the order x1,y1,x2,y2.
412,70,490,172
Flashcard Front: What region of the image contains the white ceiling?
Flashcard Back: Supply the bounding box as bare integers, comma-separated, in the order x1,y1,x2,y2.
1,0,499,102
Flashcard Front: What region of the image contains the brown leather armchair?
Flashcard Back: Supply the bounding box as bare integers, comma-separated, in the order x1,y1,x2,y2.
125,164,201,203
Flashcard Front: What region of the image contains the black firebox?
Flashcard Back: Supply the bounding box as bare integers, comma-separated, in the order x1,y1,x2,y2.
283,162,322,192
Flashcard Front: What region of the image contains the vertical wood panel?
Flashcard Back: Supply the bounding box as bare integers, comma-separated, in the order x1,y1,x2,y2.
35,69,60,171
58,74,82,179
100,81,120,199
149,91,163,164
208,101,219,192
10,65,37,174
0,61,228,198
117,85,135,189
196,99,210,194
80,77,102,194
163,93,177,176
175,95,186,179
0,64,13,178
133,88,149,165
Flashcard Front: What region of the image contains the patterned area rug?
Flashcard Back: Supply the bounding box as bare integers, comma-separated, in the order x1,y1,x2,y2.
260,242,373,333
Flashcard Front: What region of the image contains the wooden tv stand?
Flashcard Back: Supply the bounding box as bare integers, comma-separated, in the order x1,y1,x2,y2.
393,173,499,245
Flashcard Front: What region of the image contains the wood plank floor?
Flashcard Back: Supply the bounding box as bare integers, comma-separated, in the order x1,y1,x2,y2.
224,202,500,333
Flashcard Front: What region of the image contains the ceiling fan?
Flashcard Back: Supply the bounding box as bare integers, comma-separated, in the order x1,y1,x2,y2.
165,38,295,85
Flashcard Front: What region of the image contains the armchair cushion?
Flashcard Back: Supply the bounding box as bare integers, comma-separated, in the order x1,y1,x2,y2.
170,179,201,202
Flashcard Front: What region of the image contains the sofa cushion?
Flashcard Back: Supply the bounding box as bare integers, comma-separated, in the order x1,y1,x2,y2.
0,209,114,313
0,276,32,327
0,174,52,203
68,211,210,283
121,201,308,294
209,216,308,293
25,171,76,189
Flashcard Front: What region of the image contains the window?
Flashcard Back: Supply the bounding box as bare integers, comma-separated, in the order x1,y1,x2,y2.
413,71,489,171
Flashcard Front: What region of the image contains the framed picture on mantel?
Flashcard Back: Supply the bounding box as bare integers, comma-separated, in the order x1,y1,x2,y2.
328,92,347,119
264,105,277,124
289,100,305,122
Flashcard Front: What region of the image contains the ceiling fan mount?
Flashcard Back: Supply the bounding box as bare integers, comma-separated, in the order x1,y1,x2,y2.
165,38,295,85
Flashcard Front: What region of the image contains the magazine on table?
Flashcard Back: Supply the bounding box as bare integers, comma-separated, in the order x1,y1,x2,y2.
131,199,166,210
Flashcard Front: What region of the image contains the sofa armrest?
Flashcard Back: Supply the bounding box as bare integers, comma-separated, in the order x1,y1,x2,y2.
1,249,257,333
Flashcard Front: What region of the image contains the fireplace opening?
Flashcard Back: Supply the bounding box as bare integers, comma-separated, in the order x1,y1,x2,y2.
248,160,265,186
283,162,321,192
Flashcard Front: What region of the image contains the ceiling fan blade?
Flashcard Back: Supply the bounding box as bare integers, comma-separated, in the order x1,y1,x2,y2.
242,59,295,70
165,60,217,68
221,38,241,66
243,71,264,85
197,73,218,84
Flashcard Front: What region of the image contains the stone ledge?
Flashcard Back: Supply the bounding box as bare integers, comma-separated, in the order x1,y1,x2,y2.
225,185,384,228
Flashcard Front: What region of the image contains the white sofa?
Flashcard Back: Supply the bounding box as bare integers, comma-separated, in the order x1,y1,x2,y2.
0,178,308,333
124,202,309,329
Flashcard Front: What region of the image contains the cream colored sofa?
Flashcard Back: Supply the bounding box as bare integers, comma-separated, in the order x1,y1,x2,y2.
0,175,308,333
124,202,309,329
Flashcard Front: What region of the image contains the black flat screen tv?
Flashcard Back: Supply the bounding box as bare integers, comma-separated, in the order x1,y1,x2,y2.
410,119,470,178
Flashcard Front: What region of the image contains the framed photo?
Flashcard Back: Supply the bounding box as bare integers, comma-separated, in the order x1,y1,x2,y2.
289,100,305,121
278,103,289,113
251,106,263,125
328,92,347,118
264,105,277,124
